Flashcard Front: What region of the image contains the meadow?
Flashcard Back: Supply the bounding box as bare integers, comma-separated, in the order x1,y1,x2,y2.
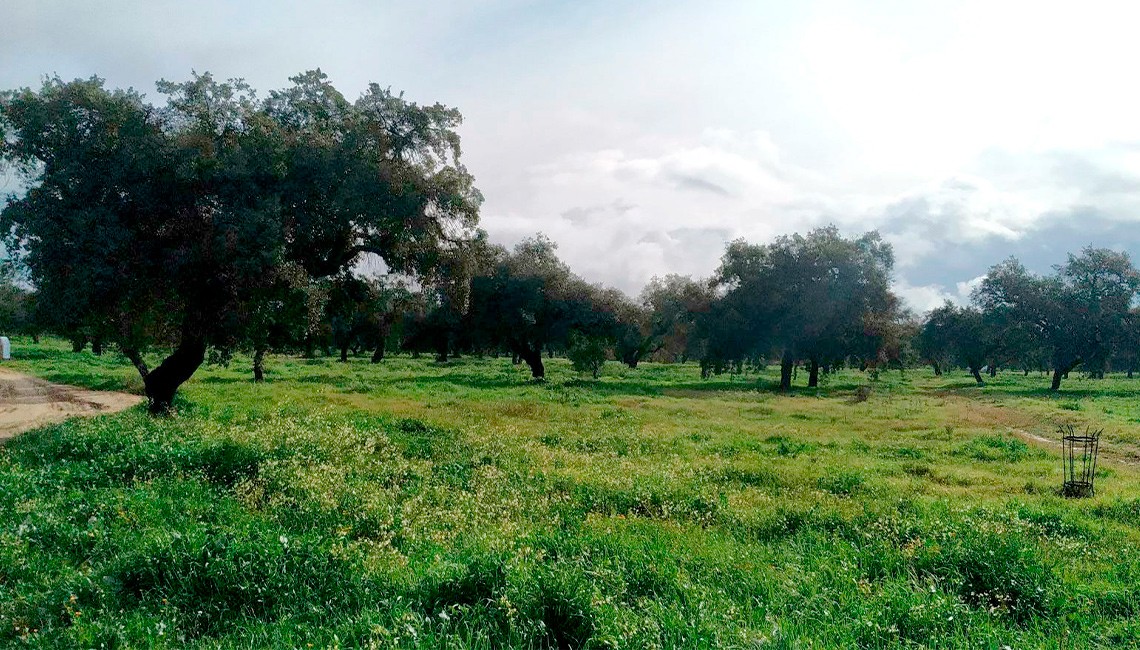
2,337,1140,648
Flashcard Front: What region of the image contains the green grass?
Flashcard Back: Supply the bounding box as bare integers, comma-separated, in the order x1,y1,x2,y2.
3,337,1140,647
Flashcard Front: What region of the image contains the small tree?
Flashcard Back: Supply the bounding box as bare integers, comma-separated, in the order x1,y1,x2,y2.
567,332,607,379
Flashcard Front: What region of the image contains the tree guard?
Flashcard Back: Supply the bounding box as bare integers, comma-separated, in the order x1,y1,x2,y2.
1061,425,1101,498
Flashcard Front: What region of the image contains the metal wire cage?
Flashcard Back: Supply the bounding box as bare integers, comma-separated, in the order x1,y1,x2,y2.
1061,424,1101,498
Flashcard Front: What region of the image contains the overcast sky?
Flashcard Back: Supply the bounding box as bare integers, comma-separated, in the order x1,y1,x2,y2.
4,0,1140,310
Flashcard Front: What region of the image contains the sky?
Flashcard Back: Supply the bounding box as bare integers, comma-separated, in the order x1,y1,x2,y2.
4,0,1140,311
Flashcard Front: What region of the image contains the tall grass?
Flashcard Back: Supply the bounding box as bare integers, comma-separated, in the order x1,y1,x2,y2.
2,338,1140,647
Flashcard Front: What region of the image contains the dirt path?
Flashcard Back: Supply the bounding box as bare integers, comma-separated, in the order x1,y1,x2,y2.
0,367,142,442
938,392,1140,466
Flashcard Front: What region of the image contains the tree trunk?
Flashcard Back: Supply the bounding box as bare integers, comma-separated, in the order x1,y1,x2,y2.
512,353,521,365
142,337,206,413
1024,368,1030,376
510,340,545,380
1129,368,1134,379
1051,368,1064,391
71,337,87,353
339,345,349,363
780,353,793,391
627,357,639,369
91,338,103,356
522,348,544,379
808,359,820,388
971,366,985,385
932,362,942,376
253,347,266,383
988,365,997,377
31,333,40,344
304,336,314,359
371,345,385,363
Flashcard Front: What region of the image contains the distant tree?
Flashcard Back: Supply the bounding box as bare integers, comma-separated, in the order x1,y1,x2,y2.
705,227,897,389
638,274,713,364
591,288,657,369
0,262,35,336
974,249,1139,391
923,304,991,385
0,72,480,411
1114,308,1140,378
917,302,957,376
466,235,612,380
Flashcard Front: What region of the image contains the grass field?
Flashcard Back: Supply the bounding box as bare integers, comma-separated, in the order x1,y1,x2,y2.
2,337,1140,648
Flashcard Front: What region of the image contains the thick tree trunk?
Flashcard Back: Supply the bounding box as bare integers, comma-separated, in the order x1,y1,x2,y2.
510,340,545,380
627,359,639,369
1051,368,1064,391
371,345,385,363
142,337,206,413
988,365,997,378
71,337,87,353
780,353,793,391
808,359,820,388
1129,368,1134,379
522,349,544,379
970,366,985,385
91,338,103,356
339,345,349,363
304,336,315,359
253,347,266,383
932,362,942,376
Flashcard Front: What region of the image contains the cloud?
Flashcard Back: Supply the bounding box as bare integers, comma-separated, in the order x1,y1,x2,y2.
6,0,1140,310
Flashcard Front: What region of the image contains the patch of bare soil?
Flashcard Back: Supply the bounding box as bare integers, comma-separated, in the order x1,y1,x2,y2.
0,367,142,442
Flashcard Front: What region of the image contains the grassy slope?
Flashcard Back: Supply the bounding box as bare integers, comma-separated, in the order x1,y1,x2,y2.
2,336,1139,648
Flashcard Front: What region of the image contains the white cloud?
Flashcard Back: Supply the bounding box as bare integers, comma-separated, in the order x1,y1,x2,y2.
5,0,1140,301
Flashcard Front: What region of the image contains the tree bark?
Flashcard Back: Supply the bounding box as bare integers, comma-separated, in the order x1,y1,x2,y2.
371,345,385,363
253,347,266,382
339,344,349,363
932,362,942,376
91,338,103,355
142,337,206,413
510,340,545,379
808,359,820,388
304,336,314,359
1050,368,1064,391
522,348,544,379
780,353,793,391
970,366,985,385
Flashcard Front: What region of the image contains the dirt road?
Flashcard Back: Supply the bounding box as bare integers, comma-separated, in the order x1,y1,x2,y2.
0,367,142,442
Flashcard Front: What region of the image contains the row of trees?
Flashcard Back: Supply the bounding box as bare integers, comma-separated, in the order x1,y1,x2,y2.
918,250,1140,390
4,72,1138,411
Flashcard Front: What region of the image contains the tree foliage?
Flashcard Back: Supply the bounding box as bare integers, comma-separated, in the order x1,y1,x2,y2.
1,72,480,410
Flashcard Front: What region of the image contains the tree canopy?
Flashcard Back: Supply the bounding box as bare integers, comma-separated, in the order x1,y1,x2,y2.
1,71,481,410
